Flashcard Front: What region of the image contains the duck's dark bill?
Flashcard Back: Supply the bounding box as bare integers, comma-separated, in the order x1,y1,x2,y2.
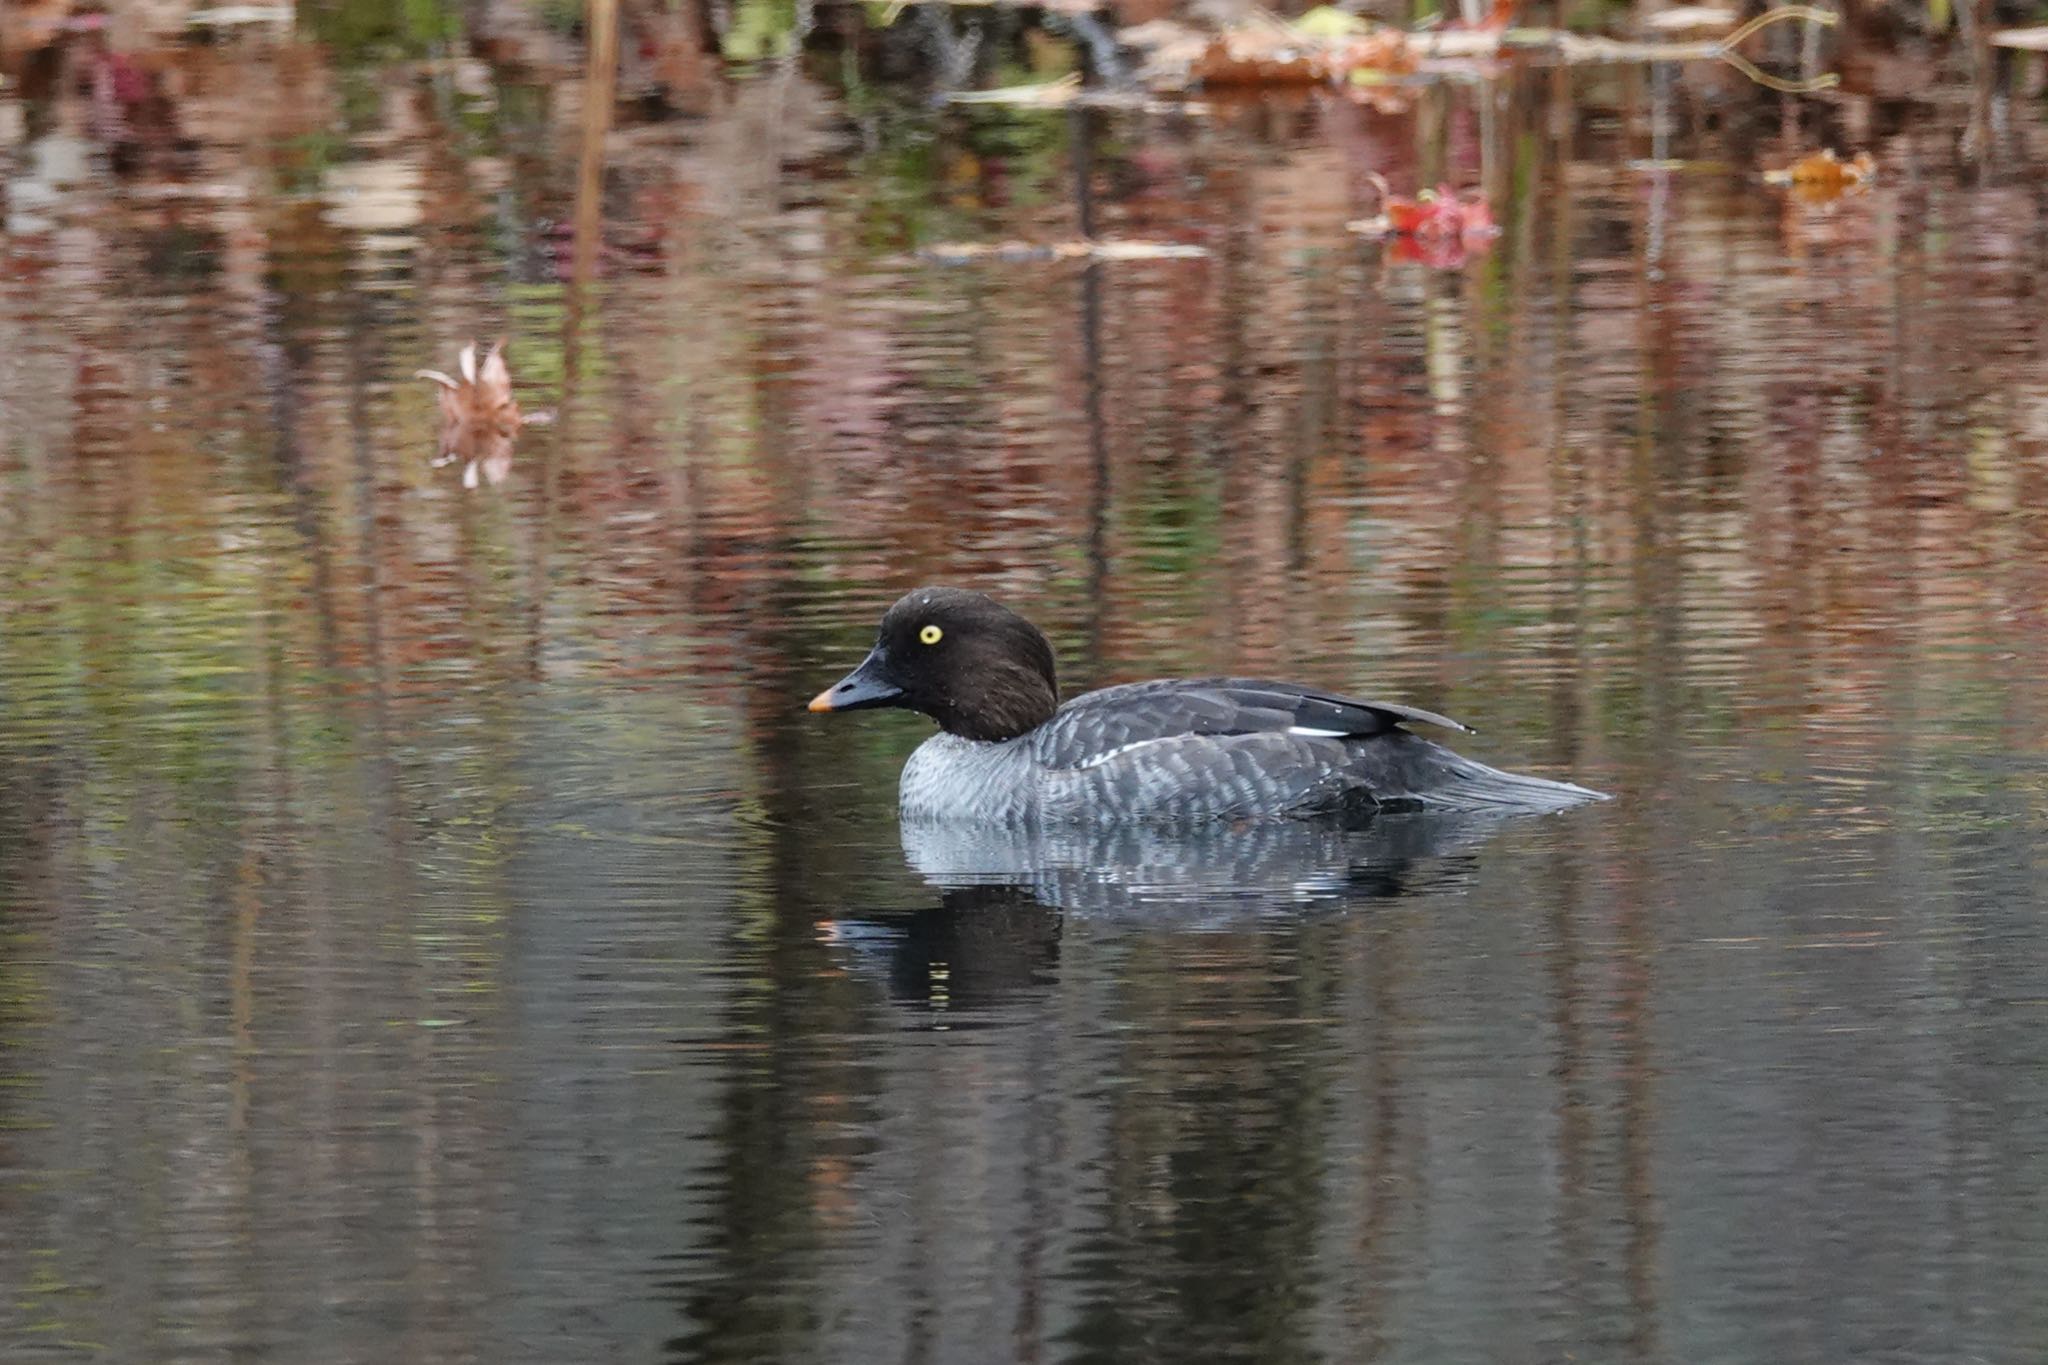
808,651,903,713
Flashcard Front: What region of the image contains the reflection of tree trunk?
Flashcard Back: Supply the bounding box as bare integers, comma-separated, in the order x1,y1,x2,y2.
1616,841,1664,1364
346,305,392,745
1544,849,1596,1344
1629,60,1681,780
1011,999,1059,1365
259,308,342,679
1955,0,1994,164
533,0,621,677
343,265,464,1355
640,0,725,115
1216,147,1256,663
1869,225,1922,766
1542,64,1586,771
677,601,865,1365
1535,66,1600,1337
577,0,620,290
1347,918,1411,1362
1616,70,1669,1365
526,370,561,682
1075,107,1111,676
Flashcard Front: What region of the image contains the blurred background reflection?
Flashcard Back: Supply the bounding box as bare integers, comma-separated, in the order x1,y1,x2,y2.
4,4,2048,1361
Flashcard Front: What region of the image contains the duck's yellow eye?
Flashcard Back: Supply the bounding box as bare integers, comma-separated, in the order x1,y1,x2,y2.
919,624,943,645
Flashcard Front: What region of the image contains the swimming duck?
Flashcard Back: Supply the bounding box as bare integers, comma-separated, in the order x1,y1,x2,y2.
809,587,1604,823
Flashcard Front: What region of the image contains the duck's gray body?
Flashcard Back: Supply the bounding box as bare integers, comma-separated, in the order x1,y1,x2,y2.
896,677,1602,824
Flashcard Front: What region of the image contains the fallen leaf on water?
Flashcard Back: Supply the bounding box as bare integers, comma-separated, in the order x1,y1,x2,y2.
876,0,1103,17
1128,10,1415,91
1293,5,1369,39
1348,182,1500,268
919,240,1208,265
1639,4,1737,36
1189,24,1330,85
1762,149,1876,203
1409,27,1504,57
416,340,546,489
943,74,1084,106
185,5,295,27
940,75,1205,114
1407,0,1521,58
1084,241,1209,261
1118,18,1210,87
1336,30,1420,82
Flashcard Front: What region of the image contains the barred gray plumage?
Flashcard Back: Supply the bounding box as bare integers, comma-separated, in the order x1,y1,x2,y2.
899,678,1602,824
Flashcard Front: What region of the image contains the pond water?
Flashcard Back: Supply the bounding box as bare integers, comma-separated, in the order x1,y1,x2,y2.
5,16,2048,1364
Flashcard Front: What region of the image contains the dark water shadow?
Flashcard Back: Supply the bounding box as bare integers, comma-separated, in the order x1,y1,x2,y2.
899,808,1527,917
818,810,1554,1014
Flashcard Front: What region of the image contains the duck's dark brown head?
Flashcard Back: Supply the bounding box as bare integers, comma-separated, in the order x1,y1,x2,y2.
808,587,1059,742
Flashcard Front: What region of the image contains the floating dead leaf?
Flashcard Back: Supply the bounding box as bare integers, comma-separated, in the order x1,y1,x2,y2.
919,239,1208,265
876,0,1104,17
944,74,1085,107
1410,27,1504,58
1087,241,1208,261
1189,25,1330,85
1349,182,1499,268
1337,30,1419,81
1990,26,2048,49
1763,149,1876,203
1119,23,1210,90
1408,0,1522,56
1639,4,1737,36
1130,2,1832,100
1292,5,1369,39
185,5,294,27
941,75,1207,114
1540,5,1841,94
416,341,547,489
1127,9,1414,91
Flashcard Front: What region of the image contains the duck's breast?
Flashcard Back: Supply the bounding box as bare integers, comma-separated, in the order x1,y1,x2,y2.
897,732,1042,823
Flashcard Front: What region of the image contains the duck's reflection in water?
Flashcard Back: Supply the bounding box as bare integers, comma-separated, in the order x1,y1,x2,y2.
822,812,1536,1013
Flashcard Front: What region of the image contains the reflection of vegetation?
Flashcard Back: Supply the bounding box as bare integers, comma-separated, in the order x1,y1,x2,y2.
273,129,347,196
1066,950,1328,1365
301,0,460,61
723,0,802,62
840,105,1072,250
136,225,224,289
336,64,395,132
535,0,585,33
1115,455,1226,667
8,15,2048,1362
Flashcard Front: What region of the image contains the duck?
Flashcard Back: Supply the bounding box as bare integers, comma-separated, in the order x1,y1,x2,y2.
808,587,1605,824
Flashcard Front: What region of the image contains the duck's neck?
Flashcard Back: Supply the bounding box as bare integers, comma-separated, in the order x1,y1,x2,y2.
933,666,1057,742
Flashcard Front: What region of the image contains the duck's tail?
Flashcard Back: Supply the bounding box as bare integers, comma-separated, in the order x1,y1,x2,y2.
1367,733,1609,814
1422,757,1608,812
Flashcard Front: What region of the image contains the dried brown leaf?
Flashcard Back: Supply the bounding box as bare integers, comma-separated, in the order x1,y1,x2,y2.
419,339,532,482
1763,149,1876,203
1190,27,1330,85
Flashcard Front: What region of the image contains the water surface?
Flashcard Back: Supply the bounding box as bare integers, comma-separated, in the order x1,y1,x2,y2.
4,20,2048,1364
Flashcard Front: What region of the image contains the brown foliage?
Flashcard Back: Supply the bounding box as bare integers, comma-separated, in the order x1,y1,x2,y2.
416,341,531,489
1764,150,1877,204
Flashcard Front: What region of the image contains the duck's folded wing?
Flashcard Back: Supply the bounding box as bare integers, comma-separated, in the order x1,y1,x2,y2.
1031,678,1469,770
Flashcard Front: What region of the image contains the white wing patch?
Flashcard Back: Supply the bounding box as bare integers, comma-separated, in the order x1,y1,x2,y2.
1075,727,1343,769
1071,736,1179,770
